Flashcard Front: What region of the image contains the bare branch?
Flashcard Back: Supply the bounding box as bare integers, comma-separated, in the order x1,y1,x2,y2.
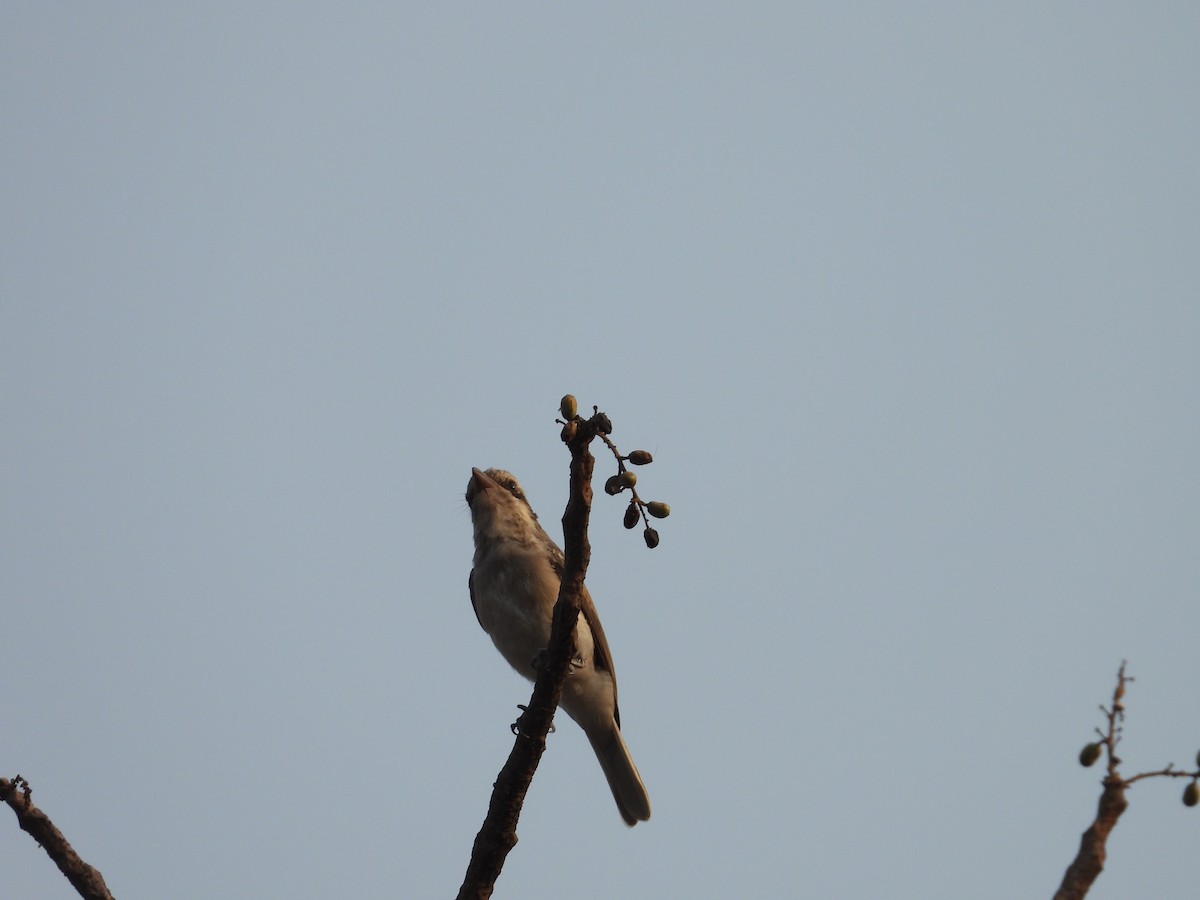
0,776,115,900
1053,775,1129,900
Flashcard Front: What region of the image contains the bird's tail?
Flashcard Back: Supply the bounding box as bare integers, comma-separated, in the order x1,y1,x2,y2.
589,722,651,826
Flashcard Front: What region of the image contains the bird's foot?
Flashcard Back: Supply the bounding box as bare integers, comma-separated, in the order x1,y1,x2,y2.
511,704,555,737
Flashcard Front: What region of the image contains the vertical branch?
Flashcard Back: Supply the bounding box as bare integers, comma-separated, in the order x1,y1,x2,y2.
546,416,595,680
455,414,598,900
1052,661,1133,900
1053,777,1129,900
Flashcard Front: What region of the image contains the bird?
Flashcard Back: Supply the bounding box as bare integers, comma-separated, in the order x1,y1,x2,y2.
465,466,650,826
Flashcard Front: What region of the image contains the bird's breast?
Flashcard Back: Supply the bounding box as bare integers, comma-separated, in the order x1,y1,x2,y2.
473,547,559,672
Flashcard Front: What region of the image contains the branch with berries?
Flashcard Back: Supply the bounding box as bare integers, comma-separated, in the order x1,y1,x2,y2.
558,395,670,549
1054,661,1200,900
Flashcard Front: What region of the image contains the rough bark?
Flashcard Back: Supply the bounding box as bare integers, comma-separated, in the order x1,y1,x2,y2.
1,776,115,900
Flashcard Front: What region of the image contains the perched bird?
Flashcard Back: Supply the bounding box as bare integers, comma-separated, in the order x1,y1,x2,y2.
465,467,651,826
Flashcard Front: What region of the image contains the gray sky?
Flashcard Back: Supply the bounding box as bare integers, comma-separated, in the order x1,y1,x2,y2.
3,5,1198,898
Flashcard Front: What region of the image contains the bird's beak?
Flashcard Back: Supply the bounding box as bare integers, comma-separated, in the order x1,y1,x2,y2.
467,467,498,506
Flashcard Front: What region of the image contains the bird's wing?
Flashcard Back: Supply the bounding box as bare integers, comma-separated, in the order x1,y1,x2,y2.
578,583,621,727
468,568,485,630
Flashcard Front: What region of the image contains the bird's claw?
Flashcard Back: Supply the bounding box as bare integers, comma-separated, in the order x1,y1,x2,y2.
511,704,555,736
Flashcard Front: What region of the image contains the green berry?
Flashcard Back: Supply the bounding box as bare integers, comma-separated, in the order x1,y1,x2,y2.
646,501,670,519
559,394,578,419
1079,743,1102,768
